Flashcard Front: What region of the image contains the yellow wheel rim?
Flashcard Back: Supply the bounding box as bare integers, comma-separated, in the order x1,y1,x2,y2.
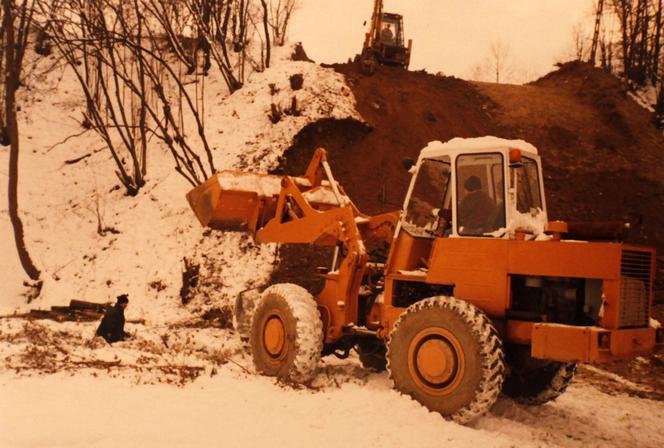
408,327,465,395
262,313,286,359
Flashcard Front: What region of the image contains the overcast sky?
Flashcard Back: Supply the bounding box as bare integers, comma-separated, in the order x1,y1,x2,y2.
290,0,597,83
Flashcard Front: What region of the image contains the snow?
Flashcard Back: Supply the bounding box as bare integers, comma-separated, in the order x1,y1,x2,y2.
507,206,550,240
2,361,663,448
397,269,428,276
301,187,346,205
629,83,658,113
208,47,361,172
217,171,284,196
2,312,664,446
216,172,345,206
420,136,539,159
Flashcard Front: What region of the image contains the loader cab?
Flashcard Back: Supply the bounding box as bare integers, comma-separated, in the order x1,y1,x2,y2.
401,139,547,241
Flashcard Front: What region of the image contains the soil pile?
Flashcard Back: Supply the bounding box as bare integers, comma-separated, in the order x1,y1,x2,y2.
275,66,499,215
273,61,664,299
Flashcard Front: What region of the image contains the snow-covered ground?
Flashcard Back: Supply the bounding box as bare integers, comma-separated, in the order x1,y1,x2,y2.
1,315,663,447
1,44,663,447
2,360,663,448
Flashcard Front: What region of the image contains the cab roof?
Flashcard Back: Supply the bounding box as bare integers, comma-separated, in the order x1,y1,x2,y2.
419,137,539,160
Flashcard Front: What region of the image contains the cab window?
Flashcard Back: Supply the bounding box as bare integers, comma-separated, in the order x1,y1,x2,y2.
456,153,505,236
515,157,543,213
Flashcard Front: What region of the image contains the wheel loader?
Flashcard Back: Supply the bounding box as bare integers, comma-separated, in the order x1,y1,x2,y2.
186,137,663,424
358,0,412,74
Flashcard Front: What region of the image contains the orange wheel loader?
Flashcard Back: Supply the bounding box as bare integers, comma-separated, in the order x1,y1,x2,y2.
186,137,663,424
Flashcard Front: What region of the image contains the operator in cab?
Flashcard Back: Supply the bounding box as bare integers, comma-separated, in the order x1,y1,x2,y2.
459,175,495,235
381,24,395,44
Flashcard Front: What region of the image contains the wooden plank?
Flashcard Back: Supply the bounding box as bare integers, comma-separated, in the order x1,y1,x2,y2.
69,300,110,312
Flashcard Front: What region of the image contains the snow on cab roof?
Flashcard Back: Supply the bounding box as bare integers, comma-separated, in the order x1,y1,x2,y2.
420,136,539,159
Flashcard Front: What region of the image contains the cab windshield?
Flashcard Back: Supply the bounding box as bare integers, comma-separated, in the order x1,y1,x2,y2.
403,157,451,237
380,15,403,46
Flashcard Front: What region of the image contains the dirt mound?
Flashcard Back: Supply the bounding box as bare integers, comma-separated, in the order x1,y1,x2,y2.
273,61,664,299
276,65,498,215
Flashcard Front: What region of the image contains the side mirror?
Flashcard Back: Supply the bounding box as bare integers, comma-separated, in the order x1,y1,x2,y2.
402,158,415,171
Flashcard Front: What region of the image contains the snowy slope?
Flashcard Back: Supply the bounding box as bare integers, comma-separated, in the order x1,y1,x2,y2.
0,45,359,323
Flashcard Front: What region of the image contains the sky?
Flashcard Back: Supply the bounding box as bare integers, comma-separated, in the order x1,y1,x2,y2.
290,0,598,83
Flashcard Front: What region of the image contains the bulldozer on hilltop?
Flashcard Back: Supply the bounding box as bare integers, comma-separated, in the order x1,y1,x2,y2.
357,0,412,74
187,137,663,423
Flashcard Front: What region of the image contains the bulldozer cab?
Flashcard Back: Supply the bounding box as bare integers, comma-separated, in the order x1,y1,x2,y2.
401,139,547,240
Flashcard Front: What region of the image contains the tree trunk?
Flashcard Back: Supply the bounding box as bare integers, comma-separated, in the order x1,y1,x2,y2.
653,0,663,83
638,0,648,83
261,0,270,68
620,0,631,83
3,0,40,281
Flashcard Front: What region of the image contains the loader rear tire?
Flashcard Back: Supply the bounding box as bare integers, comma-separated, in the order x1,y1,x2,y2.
502,350,576,405
250,284,323,383
387,297,505,424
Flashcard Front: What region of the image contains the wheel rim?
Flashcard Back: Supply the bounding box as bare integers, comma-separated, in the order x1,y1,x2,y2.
407,327,465,395
262,312,287,360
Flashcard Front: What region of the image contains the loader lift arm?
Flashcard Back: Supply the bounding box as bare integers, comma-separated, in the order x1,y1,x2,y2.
186,148,399,342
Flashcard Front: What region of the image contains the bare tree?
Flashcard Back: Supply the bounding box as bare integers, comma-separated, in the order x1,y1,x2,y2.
609,0,661,85
269,0,297,46
2,0,41,283
260,0,271,67
600,34,614,70
42,0,148,194
489,39,510,83
467,62,487,82
573,22,588,60
653,0,663,82
183,0,243,91
34,0,298,192
39,0,217,190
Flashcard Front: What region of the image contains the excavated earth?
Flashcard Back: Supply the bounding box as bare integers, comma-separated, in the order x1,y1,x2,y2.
270,60,664,394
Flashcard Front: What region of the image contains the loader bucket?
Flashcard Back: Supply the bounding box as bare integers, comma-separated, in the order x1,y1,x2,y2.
186,171,282,232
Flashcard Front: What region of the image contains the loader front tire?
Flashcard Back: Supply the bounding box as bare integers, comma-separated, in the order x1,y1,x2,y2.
387,297,505,424
250,284,323,383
